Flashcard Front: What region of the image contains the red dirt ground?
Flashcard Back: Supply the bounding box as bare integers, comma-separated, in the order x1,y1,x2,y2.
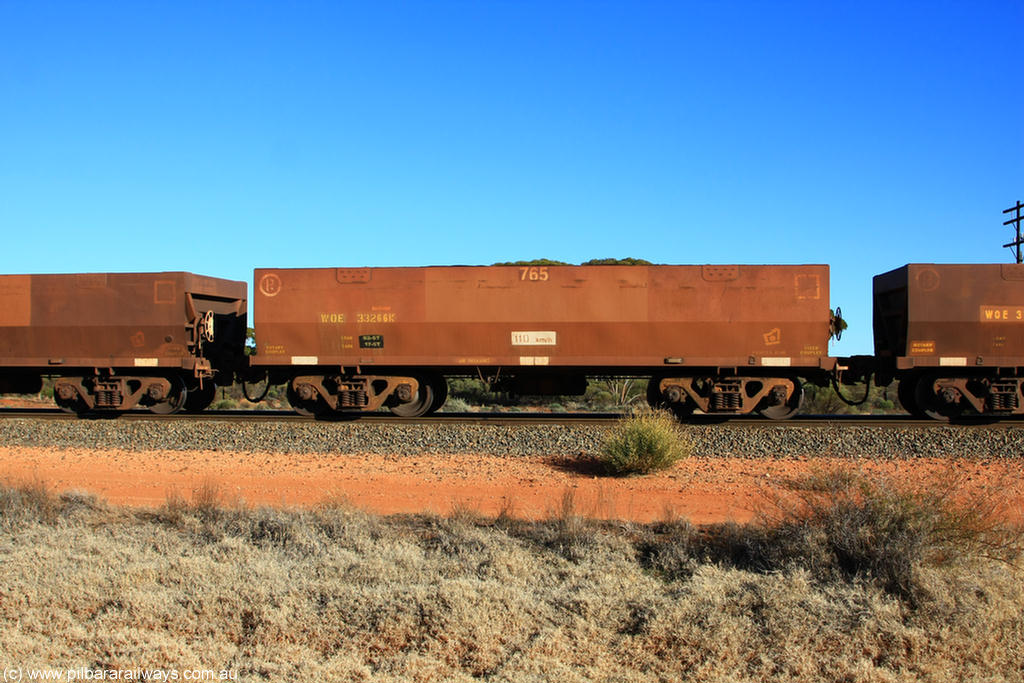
2,446,1022,523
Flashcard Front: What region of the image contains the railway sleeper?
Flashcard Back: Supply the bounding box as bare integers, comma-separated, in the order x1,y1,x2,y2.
657,375,802,419
52,375,187,414
289,374,421,415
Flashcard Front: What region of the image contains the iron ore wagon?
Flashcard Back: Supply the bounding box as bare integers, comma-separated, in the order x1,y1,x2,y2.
250,264,838,419
0,272,247,414
860,263,1024,419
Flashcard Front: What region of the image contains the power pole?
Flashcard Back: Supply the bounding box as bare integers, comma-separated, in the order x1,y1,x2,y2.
1003,201,1024,264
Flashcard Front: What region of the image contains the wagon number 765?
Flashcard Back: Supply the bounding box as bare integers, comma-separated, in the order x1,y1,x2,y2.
519,266,549,282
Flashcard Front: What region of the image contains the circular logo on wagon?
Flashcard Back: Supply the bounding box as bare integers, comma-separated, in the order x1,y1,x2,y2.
259,273,283,297
916,268,940,292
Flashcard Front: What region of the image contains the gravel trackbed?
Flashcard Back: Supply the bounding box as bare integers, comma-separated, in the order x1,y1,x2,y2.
2,417,1023,524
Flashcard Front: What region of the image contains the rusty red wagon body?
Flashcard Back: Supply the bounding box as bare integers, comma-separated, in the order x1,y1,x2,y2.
869,263,1024,418
252,264,837,418
0,272,247,413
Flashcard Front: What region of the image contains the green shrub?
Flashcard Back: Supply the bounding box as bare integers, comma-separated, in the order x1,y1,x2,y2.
580,257,653,265
597,410,691,475
438,396,472,413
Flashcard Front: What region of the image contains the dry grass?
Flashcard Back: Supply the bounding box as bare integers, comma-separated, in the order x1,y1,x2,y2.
762,465,1024,603
0,468,1022,682
0,474,65,527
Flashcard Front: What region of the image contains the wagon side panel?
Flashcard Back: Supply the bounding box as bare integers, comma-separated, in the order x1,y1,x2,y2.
252,264,833,370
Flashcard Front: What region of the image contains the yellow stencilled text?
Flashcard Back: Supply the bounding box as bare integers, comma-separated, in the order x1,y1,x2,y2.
980,306,1024,322
357,312,397,323
910,341,935,355
519,266,549,281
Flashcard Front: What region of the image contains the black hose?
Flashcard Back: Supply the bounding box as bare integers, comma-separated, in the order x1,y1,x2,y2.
242,376,271,403
831,372,872,407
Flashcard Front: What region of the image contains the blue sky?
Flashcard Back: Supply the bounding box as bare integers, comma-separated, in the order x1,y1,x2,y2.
1,0,1021,354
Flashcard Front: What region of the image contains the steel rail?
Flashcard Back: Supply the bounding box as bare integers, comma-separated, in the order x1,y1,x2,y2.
2,407,1023,428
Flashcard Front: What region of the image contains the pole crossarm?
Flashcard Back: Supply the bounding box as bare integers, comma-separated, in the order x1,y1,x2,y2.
1003,201,1024,264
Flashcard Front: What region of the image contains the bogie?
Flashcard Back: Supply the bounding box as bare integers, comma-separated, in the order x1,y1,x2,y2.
649,375,804,420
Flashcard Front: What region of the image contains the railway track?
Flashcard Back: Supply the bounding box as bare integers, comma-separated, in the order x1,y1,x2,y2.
3,405,1022,461
1,406,1021,428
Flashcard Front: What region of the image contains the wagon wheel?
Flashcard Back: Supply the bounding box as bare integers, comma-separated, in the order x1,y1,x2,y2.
758,381,804,420
427,375,449,414
55,392,90,416
896,375,927,418
286,384,320,417
184,382,217,413
148,376,188,415
913,374,960,421
670,401,696,420
389,378,435,418
645,377,696,419
646,377,666,409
